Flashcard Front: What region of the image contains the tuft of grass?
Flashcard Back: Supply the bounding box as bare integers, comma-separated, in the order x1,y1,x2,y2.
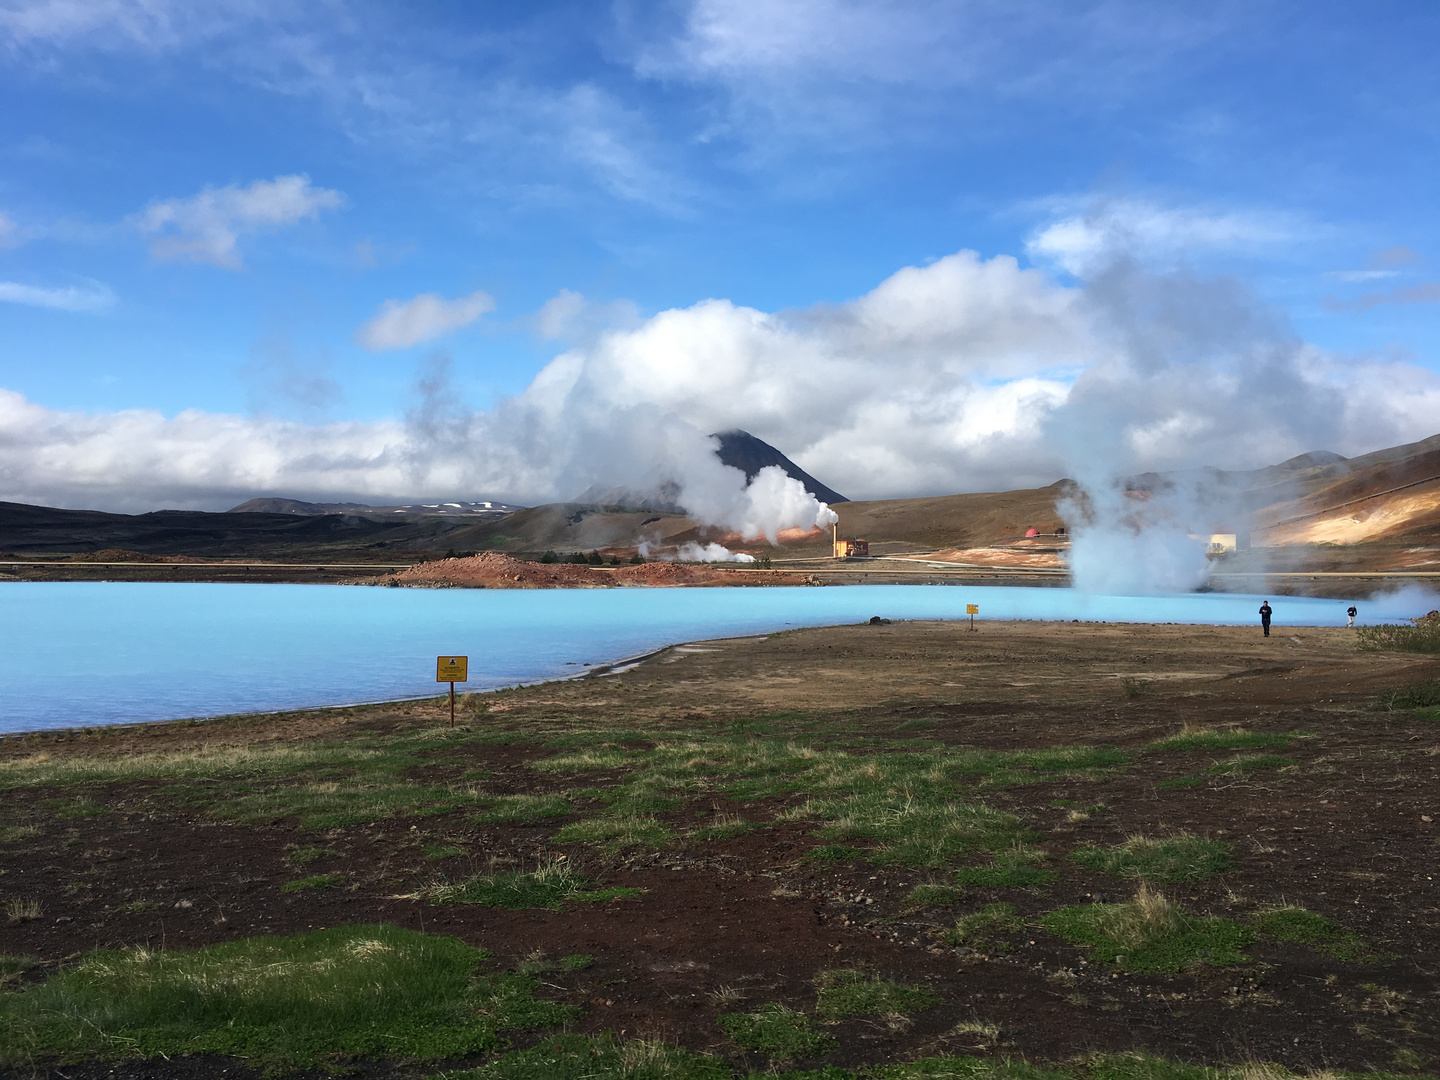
866,1054,1069,1079
281,873,344,893
552,816,672,851
0,924,577,1071
0,955,38,991
805,844,867,863
1041,884,1251,973
1148,730,1291,752
954,846,1056,889
434,1032,731,1079
1207,754,1290,776
1071,834,1233,883
718,1003,836,1059
813,969,940,1019
1251,905,1382,962
285,845,337,865
423,844,465,860
4,898,42,924
0,825,39,844
424,860,640,910
945,902,1023,951
688,814,757,842
902,884,966,911
476,794,572,824
1155,776,1203,790
1357,622,1440,654
805,794,1033,869
514,951,595,975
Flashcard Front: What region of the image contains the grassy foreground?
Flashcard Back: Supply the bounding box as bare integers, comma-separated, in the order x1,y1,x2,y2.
1,618,1437,1077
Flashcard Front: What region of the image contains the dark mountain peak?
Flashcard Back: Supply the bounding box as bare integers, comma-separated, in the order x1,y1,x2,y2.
710,430,847,504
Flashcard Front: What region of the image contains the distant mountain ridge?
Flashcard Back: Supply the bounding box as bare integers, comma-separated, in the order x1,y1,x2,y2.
229,498,523,516
711,429,847,504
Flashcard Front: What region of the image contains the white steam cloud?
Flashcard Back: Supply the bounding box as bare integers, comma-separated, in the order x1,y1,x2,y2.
673,542,756,563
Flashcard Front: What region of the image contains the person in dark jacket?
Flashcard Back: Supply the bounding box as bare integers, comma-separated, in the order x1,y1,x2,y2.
1259,601,1272,637
1347,604,1358,627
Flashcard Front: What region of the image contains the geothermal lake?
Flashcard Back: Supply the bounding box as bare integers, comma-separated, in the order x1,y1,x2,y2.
0,582,1432,734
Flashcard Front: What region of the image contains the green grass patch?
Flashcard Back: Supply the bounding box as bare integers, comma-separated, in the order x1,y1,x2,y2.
0,955,37,991
1252,905,1382,962
529,737,1121,870
945,903,1023,951
718,1003,836,1058
868,1058,1071,1080
552,815,673,851
806,844,867,862
1207,754,1290,775
1071,834,1233,883
1357,622,1440,654
280,873,344,893
1379,679,1440,711
514,952,595,975
0,825,39,844
284,845,337,865
902,884,966,911
1041,886,1251,973
813,969,940,1019
1155,776,1203,790
689,815,758,841
1417,705,1440,722
953,846,1055,888
476,794,572,824
0,924,576,1071
424,844,465,860
436,1031,731,1079
0,737,489,829
1147,730,1291,752
424,861,641,910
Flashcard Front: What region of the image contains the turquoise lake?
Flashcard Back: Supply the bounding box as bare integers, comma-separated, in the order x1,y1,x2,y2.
1,582,1431,734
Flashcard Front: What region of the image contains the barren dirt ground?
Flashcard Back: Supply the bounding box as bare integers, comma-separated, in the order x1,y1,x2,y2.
2,619,1439,1078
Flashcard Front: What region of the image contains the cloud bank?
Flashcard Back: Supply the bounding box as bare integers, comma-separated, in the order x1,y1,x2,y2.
3,249,1439,545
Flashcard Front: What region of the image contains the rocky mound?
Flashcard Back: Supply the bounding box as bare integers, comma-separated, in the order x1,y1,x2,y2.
365,551,806,589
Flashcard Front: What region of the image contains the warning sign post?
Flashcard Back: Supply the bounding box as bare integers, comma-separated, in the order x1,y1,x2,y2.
965,604,979,631
436,656,469,726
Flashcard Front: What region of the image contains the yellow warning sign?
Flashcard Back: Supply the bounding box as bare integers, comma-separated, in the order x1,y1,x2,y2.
965,604,979,615
436,655,468,682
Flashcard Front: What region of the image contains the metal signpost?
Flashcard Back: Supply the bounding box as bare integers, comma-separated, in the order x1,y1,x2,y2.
966,603,979,631
436,655,469,726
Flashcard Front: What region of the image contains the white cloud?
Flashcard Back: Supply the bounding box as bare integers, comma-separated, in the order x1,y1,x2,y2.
0,278,114,311
5,249,1440,532
0,212,20,247
356,290,496,351
1026,197,1301,277
133,174,343,269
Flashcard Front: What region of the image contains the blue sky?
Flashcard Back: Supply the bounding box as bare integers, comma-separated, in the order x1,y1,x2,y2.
3,1,1440,512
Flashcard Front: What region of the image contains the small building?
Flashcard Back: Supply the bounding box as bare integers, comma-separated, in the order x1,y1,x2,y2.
834,537,869,558
1207,533,1238,554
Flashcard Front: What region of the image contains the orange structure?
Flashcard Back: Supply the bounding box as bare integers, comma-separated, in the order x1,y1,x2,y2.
832,526,869,558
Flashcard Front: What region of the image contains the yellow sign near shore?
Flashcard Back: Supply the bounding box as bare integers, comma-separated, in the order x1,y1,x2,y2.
437,656,468,682
965,604,979,615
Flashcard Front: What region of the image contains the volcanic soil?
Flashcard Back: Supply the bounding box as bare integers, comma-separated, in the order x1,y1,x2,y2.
2,619,1439,1078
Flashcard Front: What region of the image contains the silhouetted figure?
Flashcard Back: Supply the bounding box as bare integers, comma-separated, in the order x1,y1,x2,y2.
1347,604,1357,628
1259,601,1273,637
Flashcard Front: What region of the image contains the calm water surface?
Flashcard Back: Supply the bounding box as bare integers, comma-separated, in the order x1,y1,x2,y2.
0,582,1429,733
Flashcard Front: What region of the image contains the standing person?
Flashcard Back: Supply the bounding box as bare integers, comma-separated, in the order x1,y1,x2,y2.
1347,604,1358,627
1259,600,1273,637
